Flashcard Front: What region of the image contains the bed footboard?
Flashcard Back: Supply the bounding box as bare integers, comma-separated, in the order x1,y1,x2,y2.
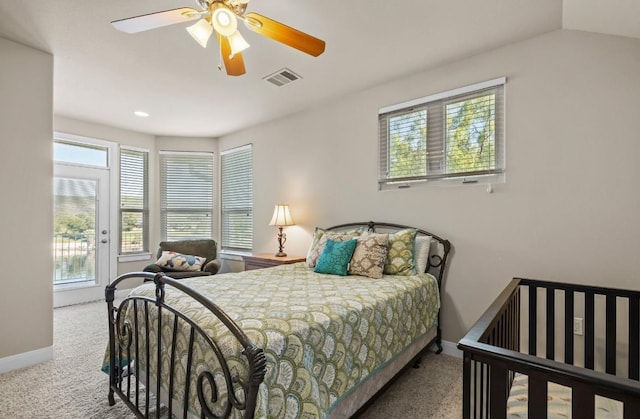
458,278,640,418
105,272,267,419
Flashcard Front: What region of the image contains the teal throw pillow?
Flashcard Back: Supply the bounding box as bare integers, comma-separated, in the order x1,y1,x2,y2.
314,239,358,276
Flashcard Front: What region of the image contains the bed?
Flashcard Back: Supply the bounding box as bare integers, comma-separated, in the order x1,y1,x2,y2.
104,221,451,418
457,277,640,418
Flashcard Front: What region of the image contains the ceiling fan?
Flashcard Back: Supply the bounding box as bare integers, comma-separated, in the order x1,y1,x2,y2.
111,0,326,76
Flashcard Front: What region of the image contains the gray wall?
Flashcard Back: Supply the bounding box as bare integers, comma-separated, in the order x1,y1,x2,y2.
219,29,640,343
0,38,53,358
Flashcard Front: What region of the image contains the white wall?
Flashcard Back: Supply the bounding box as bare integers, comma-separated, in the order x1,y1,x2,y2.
0,38,53,360
219,29,640,342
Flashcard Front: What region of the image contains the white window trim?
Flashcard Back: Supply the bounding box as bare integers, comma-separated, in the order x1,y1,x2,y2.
220,144,253,252
119,146,149,255
378,77,506,190
379,77,506,114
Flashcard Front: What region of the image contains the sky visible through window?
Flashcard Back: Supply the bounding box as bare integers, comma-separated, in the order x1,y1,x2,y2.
54,141,108,167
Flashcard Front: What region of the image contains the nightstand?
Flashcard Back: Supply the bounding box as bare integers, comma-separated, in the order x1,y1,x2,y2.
242,253,306,271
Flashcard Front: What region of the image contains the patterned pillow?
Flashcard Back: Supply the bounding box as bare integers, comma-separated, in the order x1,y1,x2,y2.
348,234,389,279
155,251,205,272
306,229,363,267
383,228,417,276
314,239,358,276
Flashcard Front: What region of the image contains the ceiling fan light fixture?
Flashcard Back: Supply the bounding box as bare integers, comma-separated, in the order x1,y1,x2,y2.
211,5,237,37
227,30,250,58
186,18,213,48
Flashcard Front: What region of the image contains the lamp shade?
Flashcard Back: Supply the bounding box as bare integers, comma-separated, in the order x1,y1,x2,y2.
269,204,295,227
186,19,213,48
227,30,250,57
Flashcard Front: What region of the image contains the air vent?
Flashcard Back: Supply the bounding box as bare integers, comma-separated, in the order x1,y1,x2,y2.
263,68,302,87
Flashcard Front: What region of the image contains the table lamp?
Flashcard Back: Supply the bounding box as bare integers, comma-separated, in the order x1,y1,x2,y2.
269,204,295,257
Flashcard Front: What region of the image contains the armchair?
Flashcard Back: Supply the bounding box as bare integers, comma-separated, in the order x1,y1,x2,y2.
143,239,221,279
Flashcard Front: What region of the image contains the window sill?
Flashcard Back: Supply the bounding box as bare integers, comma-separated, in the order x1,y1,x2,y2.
219,250,252,261
379,172,505,191
118,252,152,263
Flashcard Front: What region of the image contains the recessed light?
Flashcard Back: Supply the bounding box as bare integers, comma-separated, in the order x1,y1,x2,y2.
134,110,149,117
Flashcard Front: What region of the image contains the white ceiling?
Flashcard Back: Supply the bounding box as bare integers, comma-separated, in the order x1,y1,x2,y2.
0,0,636,137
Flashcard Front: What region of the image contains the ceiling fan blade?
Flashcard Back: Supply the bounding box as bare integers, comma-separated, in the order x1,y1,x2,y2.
218,33,246,76
112,7,202,34
244,12,325,57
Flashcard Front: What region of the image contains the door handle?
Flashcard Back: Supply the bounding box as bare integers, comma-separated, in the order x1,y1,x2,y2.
101,239,108,243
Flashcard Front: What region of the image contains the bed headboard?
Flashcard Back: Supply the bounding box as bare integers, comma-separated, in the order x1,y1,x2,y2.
326,221,452,289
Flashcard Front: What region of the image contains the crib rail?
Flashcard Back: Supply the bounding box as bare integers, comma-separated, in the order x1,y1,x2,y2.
458,277,640,418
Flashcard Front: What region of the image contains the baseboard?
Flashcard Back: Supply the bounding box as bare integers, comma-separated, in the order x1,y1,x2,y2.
0,345,53,374
430,339,462,358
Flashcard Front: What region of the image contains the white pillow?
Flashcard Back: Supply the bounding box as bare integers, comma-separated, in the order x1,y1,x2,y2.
414,235,432,274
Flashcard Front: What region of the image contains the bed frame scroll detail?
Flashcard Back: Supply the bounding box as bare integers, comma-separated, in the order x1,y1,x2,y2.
105,272,267,419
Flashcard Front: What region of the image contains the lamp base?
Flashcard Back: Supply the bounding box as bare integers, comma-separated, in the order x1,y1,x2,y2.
275,251,287,257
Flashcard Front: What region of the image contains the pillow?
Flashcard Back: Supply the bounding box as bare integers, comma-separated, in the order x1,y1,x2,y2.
306,229,363,267
348,233,389,279
414,235,432,274
305,227,327,264
155,251,205,272
314,239,358,276
383,228,417,276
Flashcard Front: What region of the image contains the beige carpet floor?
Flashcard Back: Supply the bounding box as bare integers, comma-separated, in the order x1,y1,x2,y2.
0,300,462,418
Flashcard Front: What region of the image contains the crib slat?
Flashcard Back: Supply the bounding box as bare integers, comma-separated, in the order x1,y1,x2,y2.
564,290,574,365
572,382,595,419
527,374,547,418
489,364,507,419
529,285,537,356
462,354,471,418
624,395,640,419
479,362,485,419
630,297,639,381
605,294,616,375
546,288,555,360
585,292,595,370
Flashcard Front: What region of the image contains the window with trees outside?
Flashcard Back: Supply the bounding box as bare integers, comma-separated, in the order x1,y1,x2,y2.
119,147,148,254
378,78,505,187
220,144,253,252
160,151,215,241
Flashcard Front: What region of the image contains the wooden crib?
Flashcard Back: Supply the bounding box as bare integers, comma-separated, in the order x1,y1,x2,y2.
457,278,640,418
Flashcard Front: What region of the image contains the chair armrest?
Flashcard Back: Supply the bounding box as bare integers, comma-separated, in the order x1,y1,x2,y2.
203,258,221,275
142,264,163,273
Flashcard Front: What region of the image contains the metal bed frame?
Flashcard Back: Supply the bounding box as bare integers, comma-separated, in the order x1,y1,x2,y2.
105,221,451,418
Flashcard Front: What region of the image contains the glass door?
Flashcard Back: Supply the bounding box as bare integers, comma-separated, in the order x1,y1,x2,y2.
53,138,112,307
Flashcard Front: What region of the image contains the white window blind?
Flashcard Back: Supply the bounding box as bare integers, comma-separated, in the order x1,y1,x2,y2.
119,147,149,253
220,145,253,251
379,78,505,186
159,151,215,241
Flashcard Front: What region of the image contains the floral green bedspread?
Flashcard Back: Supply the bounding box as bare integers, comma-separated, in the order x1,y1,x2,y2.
105,262,440,418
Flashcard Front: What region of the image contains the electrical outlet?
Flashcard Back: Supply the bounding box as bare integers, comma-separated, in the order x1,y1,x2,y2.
573,317,583,336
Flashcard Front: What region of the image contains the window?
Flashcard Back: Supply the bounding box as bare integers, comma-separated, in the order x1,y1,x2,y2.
54,140,108,168
119,147,148,254
220,145,253,251
378,78,505,187
159,151,215,241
